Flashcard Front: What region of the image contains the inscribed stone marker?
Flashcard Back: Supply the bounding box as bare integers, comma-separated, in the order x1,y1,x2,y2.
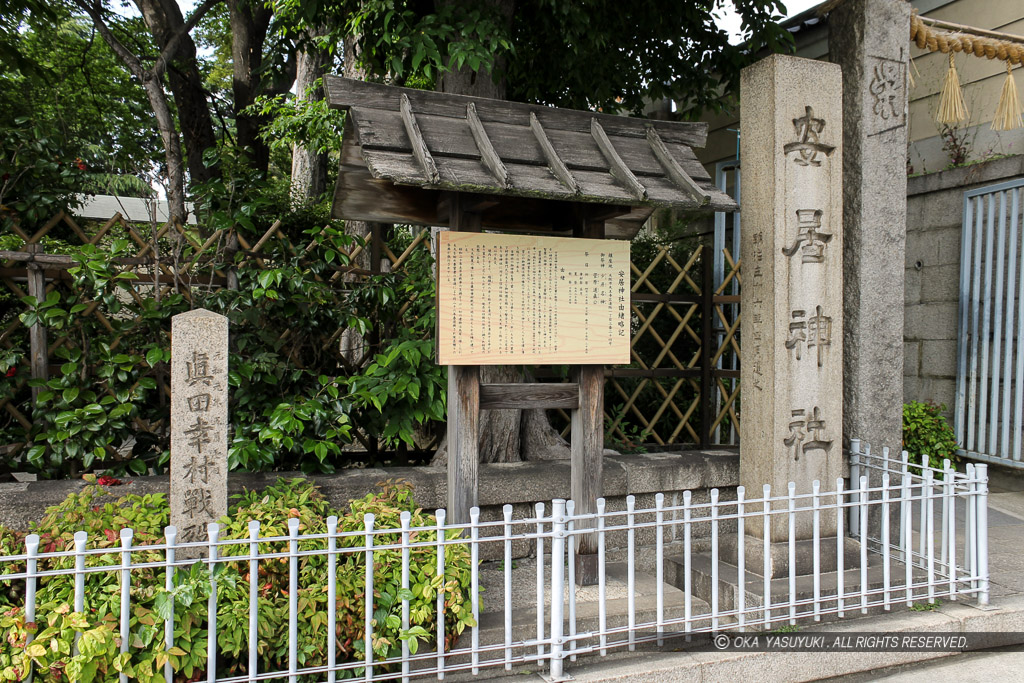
831,0,909,484
739,54,844,540
170,309,228,557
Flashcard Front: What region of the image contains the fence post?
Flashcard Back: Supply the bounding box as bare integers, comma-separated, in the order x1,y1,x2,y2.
207,523,220,683
26,244,48,404
700,244,714,448
248,521,260,683
119,529,133,683
977,463,990,606
163,526,177,683
25,533,38,683
549,499,566,680
849,439,861,536
73,531,86,652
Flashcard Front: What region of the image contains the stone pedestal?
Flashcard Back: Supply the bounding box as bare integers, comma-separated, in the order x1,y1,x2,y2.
739,54,844,541
830,0,909,482
170,309,229,557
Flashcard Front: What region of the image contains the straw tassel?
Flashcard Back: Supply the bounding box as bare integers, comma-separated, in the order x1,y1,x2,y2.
937,53,969,124
908,57,921,89
992,62,1023,131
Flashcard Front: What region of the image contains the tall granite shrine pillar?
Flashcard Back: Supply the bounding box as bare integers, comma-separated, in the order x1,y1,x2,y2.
740,54,844,541
831,0,910,472
170,309,229,558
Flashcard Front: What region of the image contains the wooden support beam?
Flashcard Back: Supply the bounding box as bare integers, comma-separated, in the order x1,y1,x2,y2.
572,364,604,585
699,244,714,447
479,383,579,410
446,194,482,527
467,103,511,189
646,127,709,206
447,365,479,526
591,119,647,201
571,217,605,586
400,93,440,184
529,112,580,194
0,251,153,267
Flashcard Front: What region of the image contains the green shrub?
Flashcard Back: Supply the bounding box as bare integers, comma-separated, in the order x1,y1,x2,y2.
902,400,959,471
0,478,474,681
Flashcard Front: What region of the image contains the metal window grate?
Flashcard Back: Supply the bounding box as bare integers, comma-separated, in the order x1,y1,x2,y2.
955,178,1024,467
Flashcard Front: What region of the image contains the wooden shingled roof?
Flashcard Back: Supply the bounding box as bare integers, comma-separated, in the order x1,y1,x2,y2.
326,77,736,239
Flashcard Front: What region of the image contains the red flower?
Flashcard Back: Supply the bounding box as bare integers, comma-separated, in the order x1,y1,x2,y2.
97,475,122,486
4,367,14,377
75,158,86,171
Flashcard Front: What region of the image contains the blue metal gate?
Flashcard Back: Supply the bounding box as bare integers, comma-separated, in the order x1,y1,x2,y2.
955,177,1024,468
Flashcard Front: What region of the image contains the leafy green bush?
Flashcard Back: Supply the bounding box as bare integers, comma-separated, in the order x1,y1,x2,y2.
902,400,959,470
0,478,475,681
3,210,445,477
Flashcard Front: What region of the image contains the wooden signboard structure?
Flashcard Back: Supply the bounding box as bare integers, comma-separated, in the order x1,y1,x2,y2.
436,232,631,366
327,77,736,583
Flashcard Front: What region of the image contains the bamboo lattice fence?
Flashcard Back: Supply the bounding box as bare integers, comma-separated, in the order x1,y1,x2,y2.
0,211,741,465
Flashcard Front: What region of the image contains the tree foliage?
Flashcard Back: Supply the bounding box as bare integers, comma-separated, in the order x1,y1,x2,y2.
2,0,791,223
1,0,794,474
2,195,445,478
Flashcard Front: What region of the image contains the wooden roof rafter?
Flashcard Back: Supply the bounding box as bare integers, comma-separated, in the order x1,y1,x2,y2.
646,127,709,206
400,94,439,183
529,112,581,194
591,118,648,201
467,102,511,189
327,77,736,239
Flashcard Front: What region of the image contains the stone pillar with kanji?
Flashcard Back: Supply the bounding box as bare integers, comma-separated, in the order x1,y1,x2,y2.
740,54,844,543
170,309,229,558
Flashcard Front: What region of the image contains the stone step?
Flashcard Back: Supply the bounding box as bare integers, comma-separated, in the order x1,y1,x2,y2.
419,561,713,680
715,532,865,577
667,551,949,622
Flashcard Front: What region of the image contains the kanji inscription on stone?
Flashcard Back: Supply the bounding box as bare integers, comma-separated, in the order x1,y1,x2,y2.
170,309,228,556
740,55,843,541
782,209,832,263
783,106,836,166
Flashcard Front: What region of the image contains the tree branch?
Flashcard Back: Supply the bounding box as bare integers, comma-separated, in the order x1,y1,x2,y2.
152,0,222,78
71,0,145,79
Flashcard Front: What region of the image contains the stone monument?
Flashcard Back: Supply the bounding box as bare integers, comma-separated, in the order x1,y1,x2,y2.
740,54,844,541
831,0,909,487
170,309,229,557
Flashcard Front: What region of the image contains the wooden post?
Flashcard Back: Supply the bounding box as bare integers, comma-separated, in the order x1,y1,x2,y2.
225,232,239,291
26,244,48,404
446,195,482,526
572,217,605,585
370,222,383,274
367,222,384,460
700,244,715,447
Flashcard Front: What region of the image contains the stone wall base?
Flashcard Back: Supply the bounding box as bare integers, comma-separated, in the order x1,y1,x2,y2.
2,450,739,558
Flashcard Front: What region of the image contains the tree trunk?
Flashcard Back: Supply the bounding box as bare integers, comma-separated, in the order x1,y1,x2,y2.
226,0,273,174
142,75,187,222
135,0,217,185
430,0,570,465
290,28,329,204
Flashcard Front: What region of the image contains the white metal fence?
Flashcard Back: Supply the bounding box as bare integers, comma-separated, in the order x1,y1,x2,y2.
0,444,990,682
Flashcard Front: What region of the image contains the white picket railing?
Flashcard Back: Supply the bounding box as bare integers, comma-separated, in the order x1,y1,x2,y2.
0,442,990,682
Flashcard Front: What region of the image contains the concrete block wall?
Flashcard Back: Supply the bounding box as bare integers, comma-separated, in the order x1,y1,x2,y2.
904,155,1024,418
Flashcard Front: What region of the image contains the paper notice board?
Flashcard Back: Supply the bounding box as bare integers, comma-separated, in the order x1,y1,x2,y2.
436,231,630,365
